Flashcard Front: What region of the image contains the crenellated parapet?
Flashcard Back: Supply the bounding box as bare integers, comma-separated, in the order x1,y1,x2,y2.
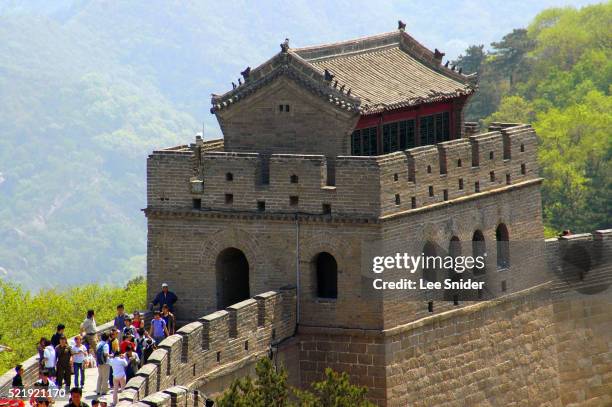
117,286,297,405
146,124,540,220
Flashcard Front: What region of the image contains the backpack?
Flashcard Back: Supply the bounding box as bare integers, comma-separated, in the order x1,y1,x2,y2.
96,342,107,365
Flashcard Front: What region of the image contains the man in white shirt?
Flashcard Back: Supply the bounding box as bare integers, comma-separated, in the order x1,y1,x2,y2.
42,339,56,379
71,335,87,388
80,309,98,351
108,354,128,406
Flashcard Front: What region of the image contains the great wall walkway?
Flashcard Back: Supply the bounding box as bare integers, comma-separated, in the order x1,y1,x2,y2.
0,286,298,406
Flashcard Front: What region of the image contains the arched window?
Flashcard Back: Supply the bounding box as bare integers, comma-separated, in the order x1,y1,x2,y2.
472,230,486,275
496,224,510,269
445,237,462,303
316,252,337,299
422,242,440,283
449,236,461,272
216,248,250,309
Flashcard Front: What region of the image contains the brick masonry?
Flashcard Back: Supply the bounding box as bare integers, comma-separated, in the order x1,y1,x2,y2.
2,233,610,406
3,64,609,406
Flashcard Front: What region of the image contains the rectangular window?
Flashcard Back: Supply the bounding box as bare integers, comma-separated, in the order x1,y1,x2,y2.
411,197,417,208
442,112,450,141
192,198,201,210
225,194,233,204
420,112,450,146
290,196,298,206
435,113,444,143
420,115,435,145
399,119,415,149
443,189,448,201
383,120,415,153
382,124,391,154
257,201,265,212
459,178,464,190
351,127,378,156
383,122,398,153
322,204,331,214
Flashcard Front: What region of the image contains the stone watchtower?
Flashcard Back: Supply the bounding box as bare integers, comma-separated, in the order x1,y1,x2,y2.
145,27,550,405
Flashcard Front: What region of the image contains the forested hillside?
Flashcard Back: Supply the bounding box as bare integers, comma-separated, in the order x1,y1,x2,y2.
454,2,611,235
0,277,145,373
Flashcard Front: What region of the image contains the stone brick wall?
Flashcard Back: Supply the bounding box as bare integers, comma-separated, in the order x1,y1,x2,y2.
378,124,538,217
546,229,612,406
214,77,360,158
147,125,538,222
383,283,562,407
147,124,538,220
295,326,388,405
118,287,296,405
146,215,383,330
379,181,546,329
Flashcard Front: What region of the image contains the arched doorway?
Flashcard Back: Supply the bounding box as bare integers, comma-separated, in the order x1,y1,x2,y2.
315,252,338,299
216,248,250,309
422,241,439,283
496,223,510,269
445,236,461,302
472,230,486,275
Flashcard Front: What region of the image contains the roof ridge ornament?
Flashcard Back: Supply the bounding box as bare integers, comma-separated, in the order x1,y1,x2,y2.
434,48,445,61
240,67,251,81
280,38,290,53
398,20,406,31
324,69,334,82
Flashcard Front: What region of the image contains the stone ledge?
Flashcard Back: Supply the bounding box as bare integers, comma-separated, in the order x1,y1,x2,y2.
379,178,543,221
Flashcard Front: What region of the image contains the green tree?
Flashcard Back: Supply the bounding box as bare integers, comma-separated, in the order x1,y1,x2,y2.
489,29,536,86
304,368,375,407
535,90,611,232
216,358,375,407
454,45,486,74
483,95,535,126
216,358,289,407
462,2,611,234
0,277,146,373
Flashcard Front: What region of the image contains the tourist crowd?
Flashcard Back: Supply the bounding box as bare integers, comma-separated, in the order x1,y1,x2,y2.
10,284,178,407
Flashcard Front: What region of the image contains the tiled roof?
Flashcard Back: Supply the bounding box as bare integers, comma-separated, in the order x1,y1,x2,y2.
211,30,476,115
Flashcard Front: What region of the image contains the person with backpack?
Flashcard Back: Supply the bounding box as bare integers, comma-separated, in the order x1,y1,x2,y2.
124,345,140,382
95,333,110,395
149,311,168,344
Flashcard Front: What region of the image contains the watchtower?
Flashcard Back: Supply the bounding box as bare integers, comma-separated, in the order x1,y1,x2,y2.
145,26,548,405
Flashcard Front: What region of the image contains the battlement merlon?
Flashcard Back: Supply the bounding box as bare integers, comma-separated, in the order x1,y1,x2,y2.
146,124,540,220
119,287,297,404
